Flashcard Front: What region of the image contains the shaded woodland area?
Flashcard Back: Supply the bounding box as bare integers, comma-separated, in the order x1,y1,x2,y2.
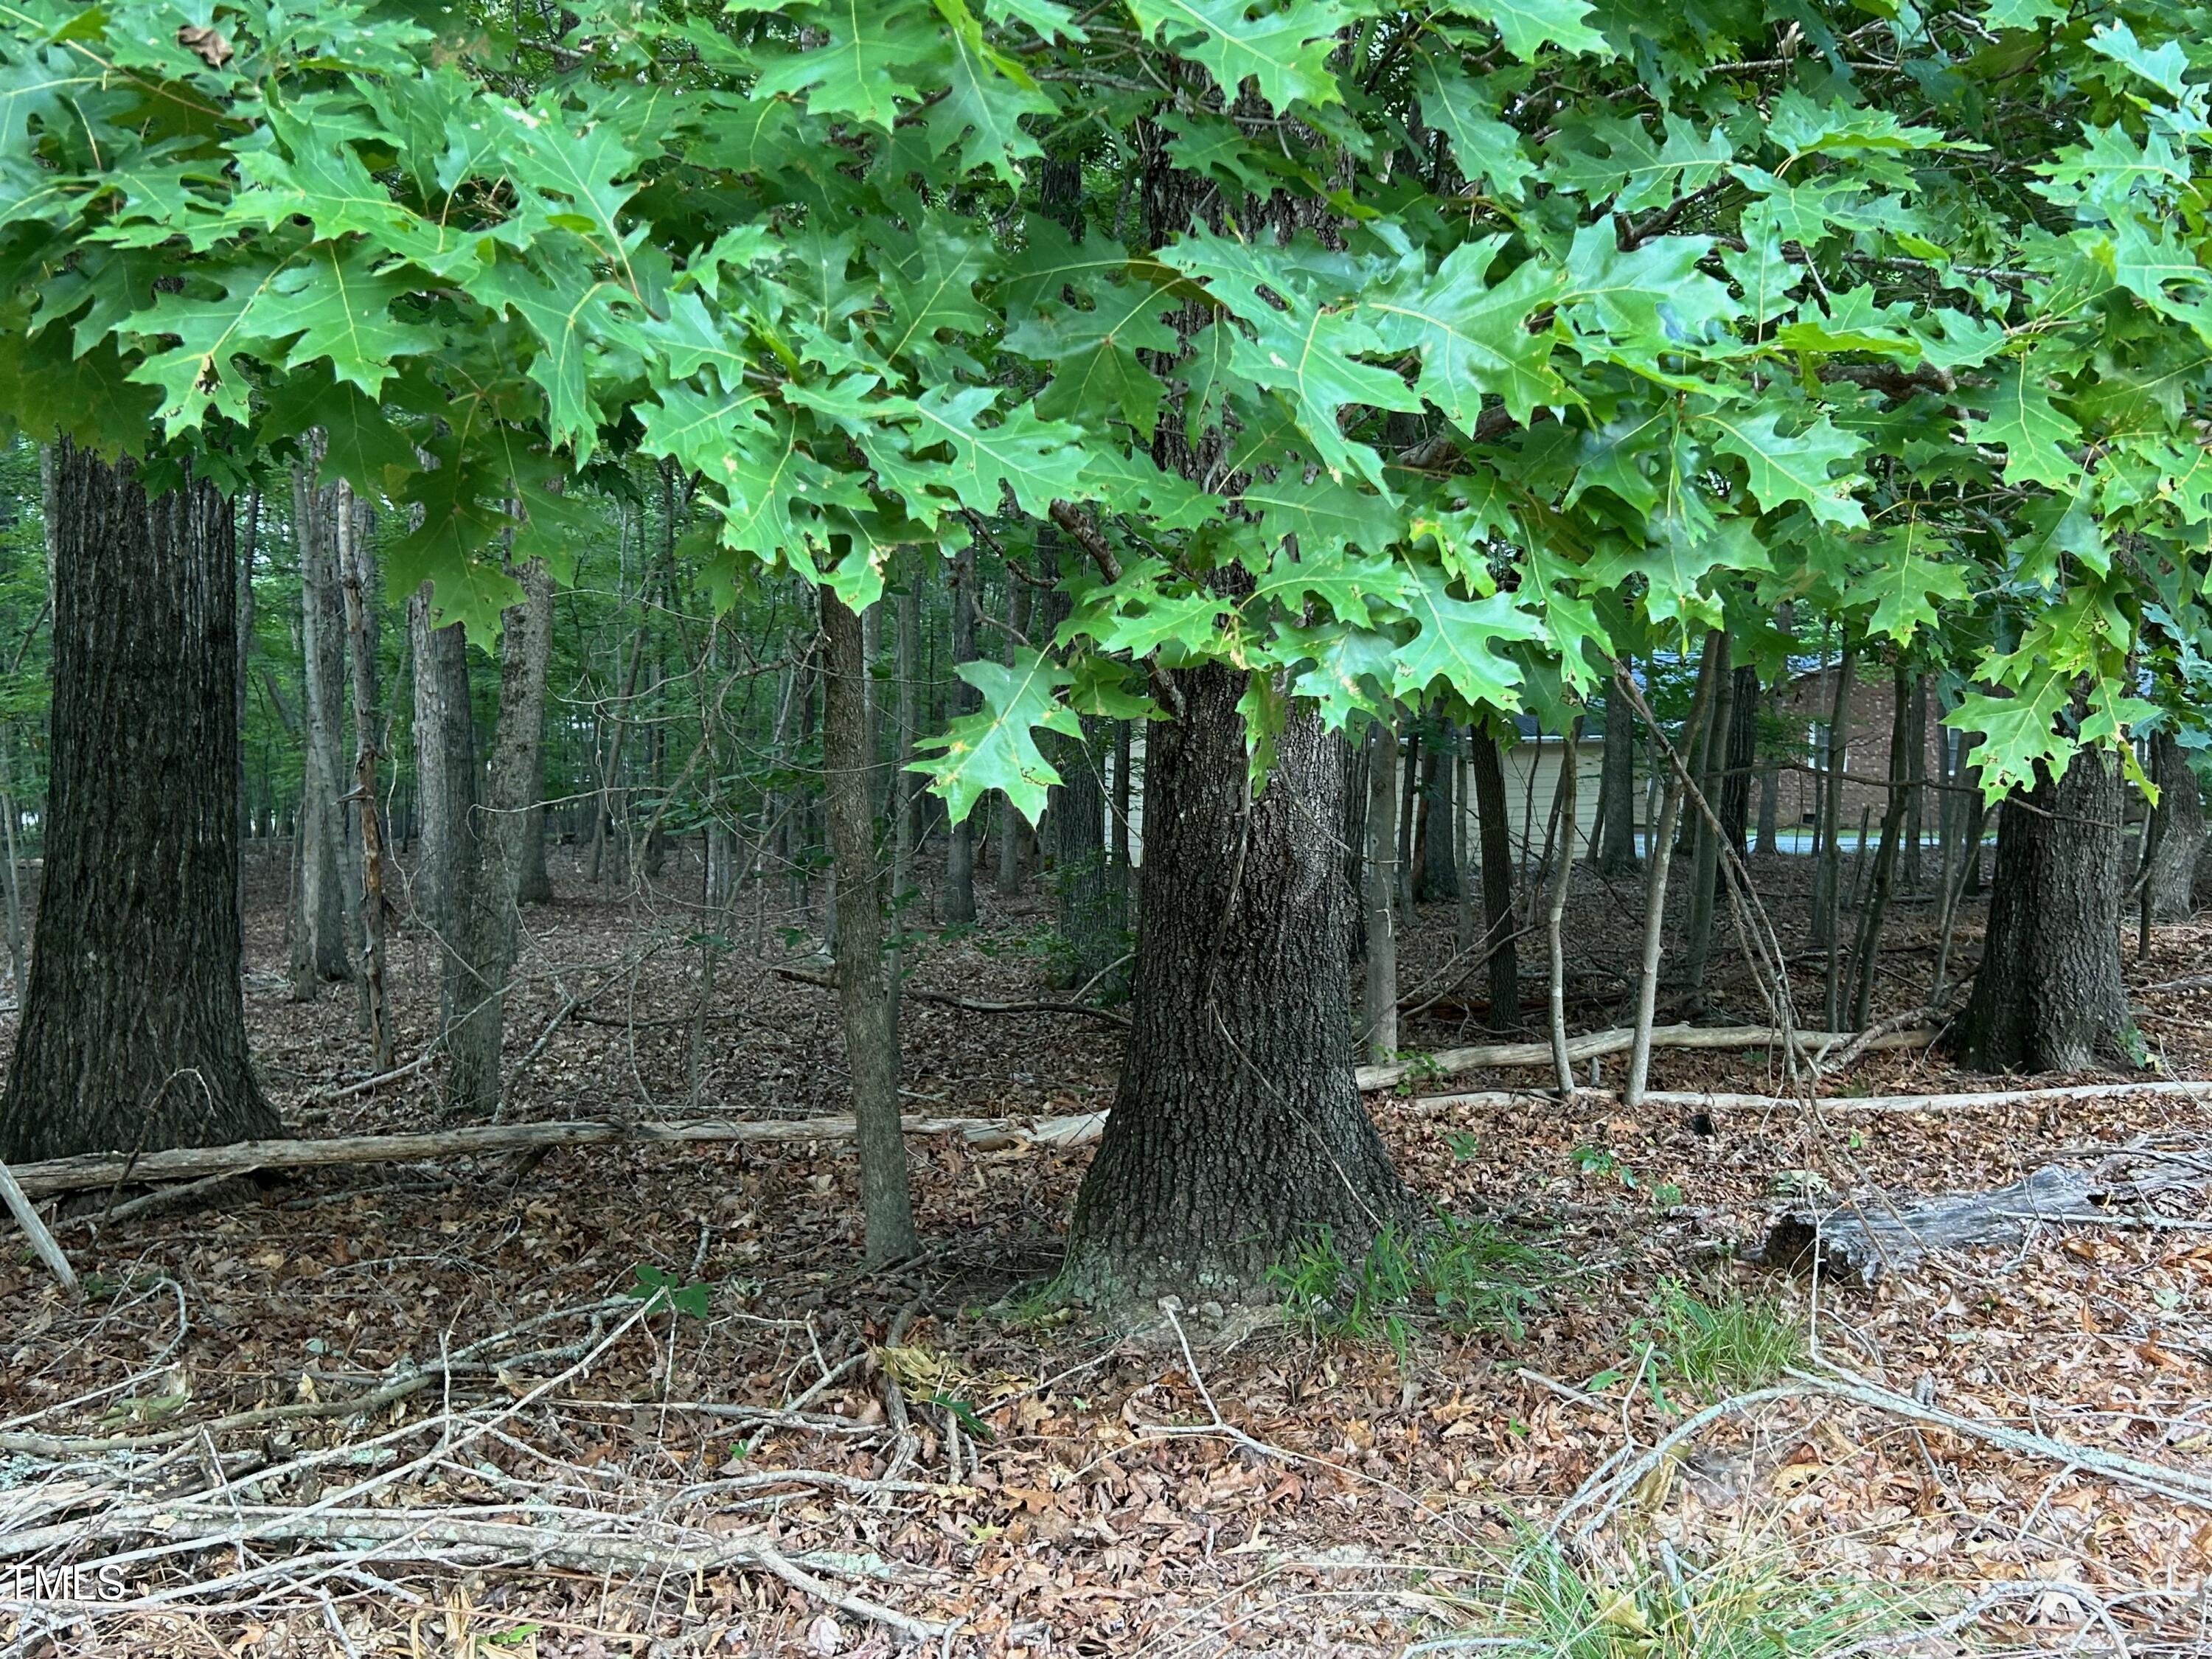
4,0,2212,1655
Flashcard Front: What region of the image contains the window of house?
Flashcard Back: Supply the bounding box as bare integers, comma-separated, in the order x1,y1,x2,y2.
1810,721,1847,773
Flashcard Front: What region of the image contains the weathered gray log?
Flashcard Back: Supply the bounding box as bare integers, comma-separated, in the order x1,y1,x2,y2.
2,1113,1102,1200
1750,1155,2212,1286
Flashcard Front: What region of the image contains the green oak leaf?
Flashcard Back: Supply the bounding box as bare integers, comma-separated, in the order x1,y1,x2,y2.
1703,406,1868,526
1860,526,1970,642
1978,360,2081,490
1390,563,1545,708
910,649,1079,825
1366,237,1565,426
1124,0,1350,112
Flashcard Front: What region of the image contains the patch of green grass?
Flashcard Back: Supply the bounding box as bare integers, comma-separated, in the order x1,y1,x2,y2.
1270,1213,1557,1360
988,1273,1079,1329
1636,1278,1807,1399
1467,1532,1918,1659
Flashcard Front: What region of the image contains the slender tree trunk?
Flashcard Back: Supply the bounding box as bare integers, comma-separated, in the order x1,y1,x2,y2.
1394,726,1419,914
1599,685,1639,875
442,565,554,1116
291,461,349,992
2146,731,2203,920
518,775,554,905
1111,718,1134,914
1681,632,1731,1000
1363,717,1399,1063
1417,730,1459,900
995,567,1032,897
235,487,260,954
1467,721,1517,1031
942,541,980,923
821,589,917,1262
337,484,393,1071
0,738,26,1001
1545,724,1579,1094
1820,642,1857,1028
1624,653,1718,1110
0,443,276,1163
408,586,470,941
1064,666,1408,1301
1900,672,1928,891
1847,667,1913,1028
1954,734,2129,1072
1720,662,1756,858
1755,757,1780,855
891,570,920,928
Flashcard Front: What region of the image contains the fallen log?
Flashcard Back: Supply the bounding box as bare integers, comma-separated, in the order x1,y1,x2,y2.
1354,1023,1933,1091
1747,1152,2212,1287
1401,1079,2212,1116
3,1113,1107,1200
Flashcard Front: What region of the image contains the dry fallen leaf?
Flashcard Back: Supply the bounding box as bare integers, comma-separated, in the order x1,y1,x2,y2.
176,22,232,66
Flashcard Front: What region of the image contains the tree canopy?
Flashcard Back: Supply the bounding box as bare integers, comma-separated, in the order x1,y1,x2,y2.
3,0,2208,797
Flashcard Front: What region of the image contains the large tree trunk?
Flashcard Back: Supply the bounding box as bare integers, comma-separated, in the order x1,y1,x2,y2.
1954,742,2129,1072
2146,731,2202,921
291,462,350,992
0,444,276,1164
1062,667,1408,1301
442,565,554,1116
821,589,917,1262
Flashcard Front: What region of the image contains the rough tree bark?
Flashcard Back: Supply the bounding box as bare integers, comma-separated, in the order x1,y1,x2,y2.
821,588,917,1262
1954,737,2129,1073
0,443,277,1164
440,563,554,1116
407,586,472,943
290,460,350,993
2146,731,2202,921
336,484,392,1071
1467,720,1517,1031
1062,666,1408,1301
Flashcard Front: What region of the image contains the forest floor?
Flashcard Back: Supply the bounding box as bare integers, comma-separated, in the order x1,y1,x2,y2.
4,849,2211,1659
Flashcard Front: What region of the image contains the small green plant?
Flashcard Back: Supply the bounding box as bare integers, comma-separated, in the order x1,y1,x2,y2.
1270,1214,1556,1360
1477,1532,1915,1658
1635,1278,1807,1399
627,1264,713,1318
1571,1144,1637,1189
1444,1129,1481,1161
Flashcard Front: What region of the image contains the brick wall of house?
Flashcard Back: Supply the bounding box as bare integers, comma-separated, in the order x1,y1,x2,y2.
1768,666,1952,838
